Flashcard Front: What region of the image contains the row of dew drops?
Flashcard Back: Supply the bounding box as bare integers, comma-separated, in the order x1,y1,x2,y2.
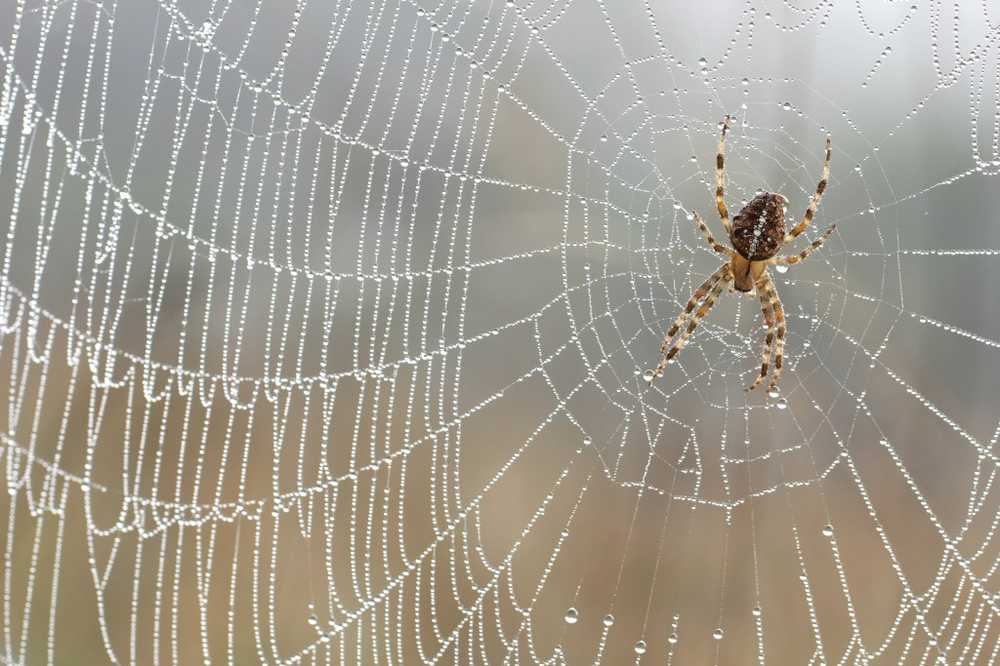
558,527,836,654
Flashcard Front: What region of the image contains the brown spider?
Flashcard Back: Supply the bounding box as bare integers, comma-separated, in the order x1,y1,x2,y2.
649,115,833,393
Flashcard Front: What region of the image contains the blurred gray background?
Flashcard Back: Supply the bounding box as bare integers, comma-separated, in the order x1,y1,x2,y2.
1,0,1000,663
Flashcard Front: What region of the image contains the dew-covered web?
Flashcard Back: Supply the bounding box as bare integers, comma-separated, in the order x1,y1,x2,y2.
2,0,1000,663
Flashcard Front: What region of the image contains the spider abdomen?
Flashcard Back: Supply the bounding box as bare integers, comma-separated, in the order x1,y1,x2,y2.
731,192,787,261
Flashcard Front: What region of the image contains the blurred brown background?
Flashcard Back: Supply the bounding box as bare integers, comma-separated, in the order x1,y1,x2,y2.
2,0,1000,663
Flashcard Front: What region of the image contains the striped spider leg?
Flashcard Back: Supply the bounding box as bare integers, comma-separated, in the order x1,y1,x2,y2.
745,269,790,393
650,263,733,380
647,211,736,378
770,223,837,267
715,115,733,236
747,270,777,392
785,136,832,242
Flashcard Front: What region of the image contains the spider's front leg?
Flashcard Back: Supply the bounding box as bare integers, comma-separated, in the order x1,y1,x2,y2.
785,136,832,242
715,115,733,235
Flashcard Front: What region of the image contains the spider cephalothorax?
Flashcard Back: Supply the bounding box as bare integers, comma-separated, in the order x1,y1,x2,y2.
649,115,833,393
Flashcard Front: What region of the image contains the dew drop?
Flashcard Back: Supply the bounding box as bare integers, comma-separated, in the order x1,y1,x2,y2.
774,397,788,410
712,628,724,640
564,607,579,624
643,369,655,383
667,633,679,644
775,264,789,274
782,102,792,111
602,614,615,627
752,606,762,617
767,388,780,399
634,640,647,654
822,524,834,537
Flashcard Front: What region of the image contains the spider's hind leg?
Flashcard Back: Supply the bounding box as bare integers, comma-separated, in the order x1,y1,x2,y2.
765,272,787,393
746,273,776,392
651,264,731,379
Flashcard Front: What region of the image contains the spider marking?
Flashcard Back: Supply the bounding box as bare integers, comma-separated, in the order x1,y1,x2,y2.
649,115,833,394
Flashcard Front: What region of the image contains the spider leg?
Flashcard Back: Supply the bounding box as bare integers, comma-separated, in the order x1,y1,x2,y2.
694,211,735,257
785,136,832,242
715,115,733,235
653,263,729,378
746,273,776,391
653,264,732,377
765,272,787,392
660,264,727,351
771,223,836,266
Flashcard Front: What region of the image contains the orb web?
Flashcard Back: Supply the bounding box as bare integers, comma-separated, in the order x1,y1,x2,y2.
1,0,999,663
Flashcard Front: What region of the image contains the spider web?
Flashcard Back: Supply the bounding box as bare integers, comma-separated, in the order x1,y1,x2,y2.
1,0,1000,663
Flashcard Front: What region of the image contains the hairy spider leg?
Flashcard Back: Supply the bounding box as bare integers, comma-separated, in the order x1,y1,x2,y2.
766,271,787,392
657,264,728,360
772,223,836,266
694,211,735,257
747,272,777,391
653,265,732,378
786,136,832,242
716,115,733,235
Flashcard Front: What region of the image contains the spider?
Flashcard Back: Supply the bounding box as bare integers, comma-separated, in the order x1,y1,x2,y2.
649,115,833,394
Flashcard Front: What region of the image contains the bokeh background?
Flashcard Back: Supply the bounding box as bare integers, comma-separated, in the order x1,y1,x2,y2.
2,0,1000,663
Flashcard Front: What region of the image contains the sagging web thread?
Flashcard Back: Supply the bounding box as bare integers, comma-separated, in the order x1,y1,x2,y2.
1,0,1000,663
